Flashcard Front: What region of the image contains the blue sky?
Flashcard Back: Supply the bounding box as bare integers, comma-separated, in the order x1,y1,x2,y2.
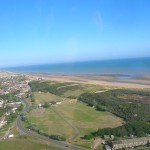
0,0,150,67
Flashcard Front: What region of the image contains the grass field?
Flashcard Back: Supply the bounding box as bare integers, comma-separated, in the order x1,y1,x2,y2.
0,136,62,150
33,92,64,104
31,81,108,99
28,101,123,138
33,85,107,104
28,107,76,138
60,84,107,98
53,101,123,136
28,98,123,149
27,83,123,149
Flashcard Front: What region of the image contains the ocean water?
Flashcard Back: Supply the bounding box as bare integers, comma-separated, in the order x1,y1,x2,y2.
2,57,150,76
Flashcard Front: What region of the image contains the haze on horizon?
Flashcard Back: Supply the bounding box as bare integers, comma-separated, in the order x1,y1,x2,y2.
0,0,150,67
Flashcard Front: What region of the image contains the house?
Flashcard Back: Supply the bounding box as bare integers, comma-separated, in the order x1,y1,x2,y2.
8,134,14,138
0,116,7,128
0,99,4,108
111,137,150,149
56,102,62,105
12,107,17,113
38,104,42,107
7,103,15,108
0,116,6,124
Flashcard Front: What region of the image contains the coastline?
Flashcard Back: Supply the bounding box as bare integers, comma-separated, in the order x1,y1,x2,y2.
1,71,150,89
26,72,150,89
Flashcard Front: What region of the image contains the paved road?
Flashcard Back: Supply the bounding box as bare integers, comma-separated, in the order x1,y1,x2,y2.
16,99,84,150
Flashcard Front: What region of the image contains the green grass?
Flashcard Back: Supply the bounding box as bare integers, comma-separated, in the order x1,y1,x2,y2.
28,100,123,149
28,108,75,138
28,101,123,138
32,80,107,99
0,136,62,150
33,92,64,104
72,138,94,149
96,145,103,150
53,101,124,136
62,84,107,98
28,83,123,149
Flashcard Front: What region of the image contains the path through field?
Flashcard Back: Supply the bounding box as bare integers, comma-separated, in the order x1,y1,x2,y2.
50,106,80,142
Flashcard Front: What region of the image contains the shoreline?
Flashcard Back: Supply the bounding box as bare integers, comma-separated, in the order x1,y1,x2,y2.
0,71,150,89
27,73,150,89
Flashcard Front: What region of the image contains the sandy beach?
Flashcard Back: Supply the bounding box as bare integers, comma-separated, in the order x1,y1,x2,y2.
27,73,150,89
1,71,150,89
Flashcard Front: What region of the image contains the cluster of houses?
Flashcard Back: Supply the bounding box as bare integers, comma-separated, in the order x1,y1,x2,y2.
0,73,30,129
0,99,22,128
103,136,150,150
0,74,30,97
111,137,150,149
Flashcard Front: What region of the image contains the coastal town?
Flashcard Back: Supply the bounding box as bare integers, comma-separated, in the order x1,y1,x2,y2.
0,72,149,150
0,72,30,129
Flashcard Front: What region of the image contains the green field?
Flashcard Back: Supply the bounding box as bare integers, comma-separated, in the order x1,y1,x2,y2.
30,80,108,98
53,102,123,135
28,101,123,138
28,82,124,149
28,94,123,149
0,136,62,150
33,92,64,104
61,84,106,98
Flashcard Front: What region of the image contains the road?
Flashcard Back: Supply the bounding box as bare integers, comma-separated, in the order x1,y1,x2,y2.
16,99,84,150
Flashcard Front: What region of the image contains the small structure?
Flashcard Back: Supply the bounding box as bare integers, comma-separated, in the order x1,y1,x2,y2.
0,116,7,128
0,116,6,124
38,104,42,107
8,134,14,138
56,102,62,105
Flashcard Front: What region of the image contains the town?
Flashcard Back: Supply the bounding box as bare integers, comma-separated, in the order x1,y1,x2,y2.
0,72,150,150
0,72,30,130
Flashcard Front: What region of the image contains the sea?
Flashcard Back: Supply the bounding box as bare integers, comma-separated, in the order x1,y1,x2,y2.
1,57,150,77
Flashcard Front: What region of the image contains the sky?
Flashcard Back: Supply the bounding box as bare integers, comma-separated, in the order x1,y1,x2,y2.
0,0,150,67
